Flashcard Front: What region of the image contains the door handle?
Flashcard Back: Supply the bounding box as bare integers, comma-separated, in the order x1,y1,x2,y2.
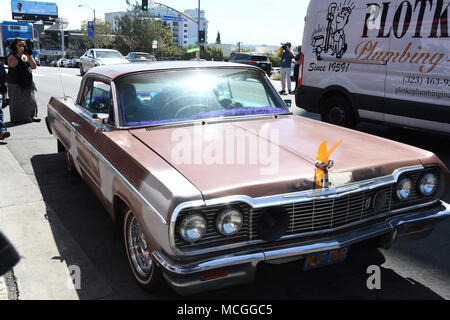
71,121,81,128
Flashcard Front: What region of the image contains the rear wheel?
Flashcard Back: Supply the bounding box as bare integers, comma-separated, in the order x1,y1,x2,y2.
123,208,161,292
80,64,85,76
320,95,356,128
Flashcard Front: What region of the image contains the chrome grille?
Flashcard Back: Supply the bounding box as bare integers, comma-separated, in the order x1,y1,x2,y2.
250,185,392,240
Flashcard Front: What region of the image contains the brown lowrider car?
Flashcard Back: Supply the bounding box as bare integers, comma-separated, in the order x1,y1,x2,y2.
46,61,450,295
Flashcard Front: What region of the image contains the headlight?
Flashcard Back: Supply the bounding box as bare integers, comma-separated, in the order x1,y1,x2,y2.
396,177,412,201
179,214,207,242
419,173,438,196
216,207,243,236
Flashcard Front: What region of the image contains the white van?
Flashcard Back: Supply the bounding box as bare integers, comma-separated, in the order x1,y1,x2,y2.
296,0,449,133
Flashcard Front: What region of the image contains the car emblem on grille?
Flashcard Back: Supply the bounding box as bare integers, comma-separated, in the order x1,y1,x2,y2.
364,197,372,210
314,139,343,190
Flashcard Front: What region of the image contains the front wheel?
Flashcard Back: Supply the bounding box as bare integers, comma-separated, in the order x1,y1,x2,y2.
320,95,356,128
123,208,161,292
80,64,85,76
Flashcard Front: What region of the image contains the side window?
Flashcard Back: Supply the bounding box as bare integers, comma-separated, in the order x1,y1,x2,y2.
80,79,93,110
90,80,111,115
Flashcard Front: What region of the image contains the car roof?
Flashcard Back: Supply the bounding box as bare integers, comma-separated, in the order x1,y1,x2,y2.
86,61,262,80
92,48,120,52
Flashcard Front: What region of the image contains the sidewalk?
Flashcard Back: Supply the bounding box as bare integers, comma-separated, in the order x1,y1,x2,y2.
0,145,111,299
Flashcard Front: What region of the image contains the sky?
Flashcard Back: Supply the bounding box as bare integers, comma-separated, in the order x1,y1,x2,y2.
0,0,308,46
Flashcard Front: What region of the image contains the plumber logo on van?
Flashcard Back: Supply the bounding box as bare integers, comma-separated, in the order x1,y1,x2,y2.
311,1,355,60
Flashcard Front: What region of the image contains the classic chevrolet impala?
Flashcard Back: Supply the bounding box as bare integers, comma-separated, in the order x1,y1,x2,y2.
46,62,450,295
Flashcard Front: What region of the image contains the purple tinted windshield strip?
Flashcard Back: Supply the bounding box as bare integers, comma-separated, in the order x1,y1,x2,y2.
122,107,288,127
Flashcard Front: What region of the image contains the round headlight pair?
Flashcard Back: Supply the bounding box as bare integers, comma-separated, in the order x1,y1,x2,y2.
395,173,438,201
178,208,244,243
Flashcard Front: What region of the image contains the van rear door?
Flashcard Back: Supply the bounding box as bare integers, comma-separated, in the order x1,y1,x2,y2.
384,0,450,133
302,0,392,122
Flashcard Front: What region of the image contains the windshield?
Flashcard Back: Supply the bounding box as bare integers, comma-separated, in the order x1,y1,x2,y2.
116,68,289,127
96,51,123,59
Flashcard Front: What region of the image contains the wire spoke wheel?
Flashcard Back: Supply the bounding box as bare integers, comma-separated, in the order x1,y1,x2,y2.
123,209,161,291
126,213,152,279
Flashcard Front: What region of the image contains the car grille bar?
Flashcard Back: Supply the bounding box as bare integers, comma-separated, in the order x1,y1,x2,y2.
250,185,393,239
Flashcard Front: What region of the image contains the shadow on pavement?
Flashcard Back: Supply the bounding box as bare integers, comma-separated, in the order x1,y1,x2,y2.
30,150,445,300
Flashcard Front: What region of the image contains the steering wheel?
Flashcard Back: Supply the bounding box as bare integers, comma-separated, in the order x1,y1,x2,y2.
91,100,108,113
160,95,211,119
174,104,213,118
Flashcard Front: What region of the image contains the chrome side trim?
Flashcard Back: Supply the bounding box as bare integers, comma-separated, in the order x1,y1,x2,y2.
157,201,450,275
169,165,424,256
48,104,167,225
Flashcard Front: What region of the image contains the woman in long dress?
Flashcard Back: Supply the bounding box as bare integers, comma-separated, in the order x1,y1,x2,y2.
7,38,40,123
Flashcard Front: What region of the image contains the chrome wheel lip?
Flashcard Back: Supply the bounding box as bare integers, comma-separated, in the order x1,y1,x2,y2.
127,214,152,279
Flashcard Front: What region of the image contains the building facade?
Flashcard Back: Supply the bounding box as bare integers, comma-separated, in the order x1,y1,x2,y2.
105,7,208,48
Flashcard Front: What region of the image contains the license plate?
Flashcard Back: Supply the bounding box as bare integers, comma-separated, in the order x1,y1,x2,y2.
303,247,349,271
261,63,266,67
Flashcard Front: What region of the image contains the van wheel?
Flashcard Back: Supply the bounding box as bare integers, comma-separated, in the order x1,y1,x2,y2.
123,208,161,292
321,95,356,128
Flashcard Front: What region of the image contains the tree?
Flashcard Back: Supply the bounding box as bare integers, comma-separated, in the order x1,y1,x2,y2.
215,31,221,44
267,54,281,67
201,46,224,61
114,0,173,55
80,19,115,48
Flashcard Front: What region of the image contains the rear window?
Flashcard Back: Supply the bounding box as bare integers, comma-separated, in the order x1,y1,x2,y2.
251,56,269,61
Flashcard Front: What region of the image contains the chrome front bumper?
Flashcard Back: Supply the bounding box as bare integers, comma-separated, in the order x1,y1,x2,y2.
153,201,450,295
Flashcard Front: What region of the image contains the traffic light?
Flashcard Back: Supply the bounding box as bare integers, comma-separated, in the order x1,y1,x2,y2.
199,30,205,44
142,0,148,11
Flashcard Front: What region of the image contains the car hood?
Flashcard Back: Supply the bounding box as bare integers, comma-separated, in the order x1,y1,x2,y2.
129,115,438,200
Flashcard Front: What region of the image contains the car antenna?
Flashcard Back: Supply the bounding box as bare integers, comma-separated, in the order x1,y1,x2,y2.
57,59,67,100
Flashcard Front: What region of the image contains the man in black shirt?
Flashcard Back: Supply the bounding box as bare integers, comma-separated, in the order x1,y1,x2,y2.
293,46,302,91
0,60,11,140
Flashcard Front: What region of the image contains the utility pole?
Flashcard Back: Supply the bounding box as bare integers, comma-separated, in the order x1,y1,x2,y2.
196,0,200,60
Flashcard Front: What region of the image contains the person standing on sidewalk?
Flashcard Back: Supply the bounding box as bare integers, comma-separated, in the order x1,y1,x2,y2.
0,59,10,140
7,38,40,124
293,45,302,91
278,42,294,95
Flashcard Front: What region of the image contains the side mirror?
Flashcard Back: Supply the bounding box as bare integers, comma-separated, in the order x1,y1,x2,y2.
92,113,104,126
284,99,292,108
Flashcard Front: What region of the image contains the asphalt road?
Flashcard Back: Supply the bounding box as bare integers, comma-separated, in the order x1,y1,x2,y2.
2,66,449,300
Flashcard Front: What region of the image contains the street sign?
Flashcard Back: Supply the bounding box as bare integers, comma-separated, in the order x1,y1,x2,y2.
161,15,184,22
152,40,157,49
40,49,63,56
88,29,94,38
88,21,94,29
186,47,199,53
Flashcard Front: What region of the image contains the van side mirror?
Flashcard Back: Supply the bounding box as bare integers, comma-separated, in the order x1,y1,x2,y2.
284,99,292,108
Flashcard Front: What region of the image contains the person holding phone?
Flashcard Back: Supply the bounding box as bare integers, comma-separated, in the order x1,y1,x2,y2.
7,38,40,123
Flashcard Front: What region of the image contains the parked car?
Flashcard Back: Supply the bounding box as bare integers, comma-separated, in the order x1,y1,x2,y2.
227,53,272,76
45,61,450,296
50,60,58,67
126,52,156,63
296,0,450,133
63,59,73,68
56,58,70,67
79,48,128,76
71,58,80,68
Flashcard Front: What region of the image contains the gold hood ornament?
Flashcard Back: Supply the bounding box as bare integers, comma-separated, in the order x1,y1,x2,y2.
314,139,343,189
